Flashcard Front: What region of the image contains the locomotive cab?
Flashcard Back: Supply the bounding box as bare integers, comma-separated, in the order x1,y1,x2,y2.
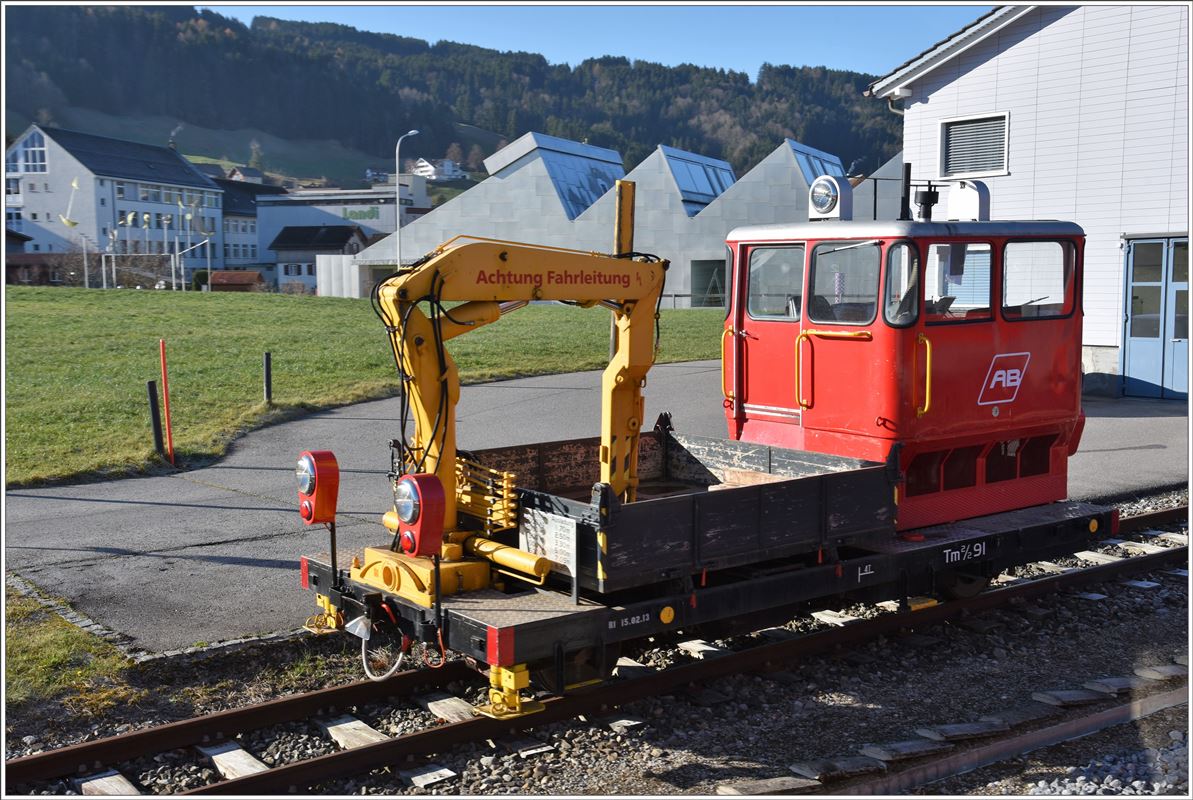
723,178,1085,529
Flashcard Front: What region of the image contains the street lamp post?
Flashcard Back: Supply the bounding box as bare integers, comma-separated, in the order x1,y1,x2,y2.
80,234,90,289
394,128,419,266
164,214,174,289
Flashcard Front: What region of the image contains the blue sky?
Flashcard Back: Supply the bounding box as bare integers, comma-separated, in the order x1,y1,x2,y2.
199,4,994,79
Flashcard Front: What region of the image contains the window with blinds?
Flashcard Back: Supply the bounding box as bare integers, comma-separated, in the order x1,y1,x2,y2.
941,114,1007,177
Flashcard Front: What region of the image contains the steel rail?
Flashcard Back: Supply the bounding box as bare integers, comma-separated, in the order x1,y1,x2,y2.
7,507,1185,793
185,542,1188,794
1119,505,1188,532
3,660,474,786
837,686,1189,795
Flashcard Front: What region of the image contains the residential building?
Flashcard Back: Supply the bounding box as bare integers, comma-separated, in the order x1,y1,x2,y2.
269,225,368,293
192,162,227,180
216,177,286,284
4,253,68,286
5,125,224,283
6,227,31,254
412,157,466,181
256,181,429,276
228,166,265,184
865,4,1188,397
365,168,390,183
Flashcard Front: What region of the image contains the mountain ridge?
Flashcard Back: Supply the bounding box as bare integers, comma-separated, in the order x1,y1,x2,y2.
5,5,901,179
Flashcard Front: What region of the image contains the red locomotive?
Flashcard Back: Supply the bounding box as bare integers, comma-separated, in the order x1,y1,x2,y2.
723,175,1084,529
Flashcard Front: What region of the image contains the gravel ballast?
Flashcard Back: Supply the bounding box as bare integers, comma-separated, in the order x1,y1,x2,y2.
5,490,1187,795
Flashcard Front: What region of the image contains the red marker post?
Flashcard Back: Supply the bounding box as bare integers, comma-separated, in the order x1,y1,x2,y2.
159,339,175,465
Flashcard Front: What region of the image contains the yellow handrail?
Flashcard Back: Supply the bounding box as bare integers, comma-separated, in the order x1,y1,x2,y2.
720,329,735,400
796,329,872,410
803,329,873,341
917,333,932,417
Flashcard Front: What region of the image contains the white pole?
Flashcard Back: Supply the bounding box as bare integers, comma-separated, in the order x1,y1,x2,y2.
81,235,89,289
394,128,419,267
176,238,210,285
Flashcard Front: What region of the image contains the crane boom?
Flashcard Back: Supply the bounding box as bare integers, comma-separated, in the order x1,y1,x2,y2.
375,236,667,532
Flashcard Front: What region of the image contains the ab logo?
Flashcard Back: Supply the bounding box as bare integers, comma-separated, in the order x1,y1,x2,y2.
978,353,1031,405
990,368,1022,389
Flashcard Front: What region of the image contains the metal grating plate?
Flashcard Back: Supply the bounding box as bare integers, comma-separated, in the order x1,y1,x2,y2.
442,588,604,628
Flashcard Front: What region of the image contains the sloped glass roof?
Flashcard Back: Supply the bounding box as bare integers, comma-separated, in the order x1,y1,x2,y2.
483,132,624,220
540,148,625,220
659,145,736,216
787,139,846,185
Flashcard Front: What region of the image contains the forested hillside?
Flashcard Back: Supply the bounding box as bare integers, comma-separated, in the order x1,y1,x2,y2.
5,5,900,175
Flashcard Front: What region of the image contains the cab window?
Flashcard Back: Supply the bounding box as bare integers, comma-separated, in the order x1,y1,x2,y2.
884,241,920,327
808,240,881,324
746,245,805,320
723,245,733,318
1002,240,1075,320
925,242,992,323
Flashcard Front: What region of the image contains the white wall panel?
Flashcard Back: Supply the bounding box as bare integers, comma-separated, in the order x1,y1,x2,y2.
903,4,1187,352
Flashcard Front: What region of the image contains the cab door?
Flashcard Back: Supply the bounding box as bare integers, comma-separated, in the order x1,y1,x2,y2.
737,244,806,442
796,239,891,447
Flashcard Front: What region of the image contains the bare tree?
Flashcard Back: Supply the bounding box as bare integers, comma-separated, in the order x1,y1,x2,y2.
466,143,485,172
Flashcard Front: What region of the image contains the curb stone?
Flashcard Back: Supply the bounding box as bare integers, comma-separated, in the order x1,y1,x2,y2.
6,572,307,665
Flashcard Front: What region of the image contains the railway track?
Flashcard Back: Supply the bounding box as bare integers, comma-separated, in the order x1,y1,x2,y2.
6,505,1187,796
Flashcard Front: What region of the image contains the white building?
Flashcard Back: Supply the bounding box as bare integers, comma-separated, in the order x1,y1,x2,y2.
227,166,265,184
216,177,287,283
866,4,1188,398
270,225,369,294
412,157,466,181
256,180,429,266
5,125,224,281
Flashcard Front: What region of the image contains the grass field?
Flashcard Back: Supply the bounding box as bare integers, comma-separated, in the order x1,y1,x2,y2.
4,287,723,487
5,588,139,712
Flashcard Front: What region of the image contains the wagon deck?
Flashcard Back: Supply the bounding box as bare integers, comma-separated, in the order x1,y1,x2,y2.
469,424,897,594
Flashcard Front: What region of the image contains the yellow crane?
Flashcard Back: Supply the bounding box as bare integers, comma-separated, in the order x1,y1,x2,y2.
311,181,667,717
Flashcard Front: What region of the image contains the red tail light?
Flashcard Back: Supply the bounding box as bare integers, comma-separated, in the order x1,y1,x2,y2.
393,473,446,558
297,450,340,525
300,556,310,590
1110,509,1120,536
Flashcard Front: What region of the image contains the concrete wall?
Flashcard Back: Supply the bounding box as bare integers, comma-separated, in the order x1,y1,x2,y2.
851,151,907,222
316,254,373,299
365,156,580,261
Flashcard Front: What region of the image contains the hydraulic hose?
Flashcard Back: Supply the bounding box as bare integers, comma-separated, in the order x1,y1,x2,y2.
362,635,406,682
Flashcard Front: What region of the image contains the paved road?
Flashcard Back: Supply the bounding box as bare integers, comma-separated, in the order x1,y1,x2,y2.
4,361,1186,652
